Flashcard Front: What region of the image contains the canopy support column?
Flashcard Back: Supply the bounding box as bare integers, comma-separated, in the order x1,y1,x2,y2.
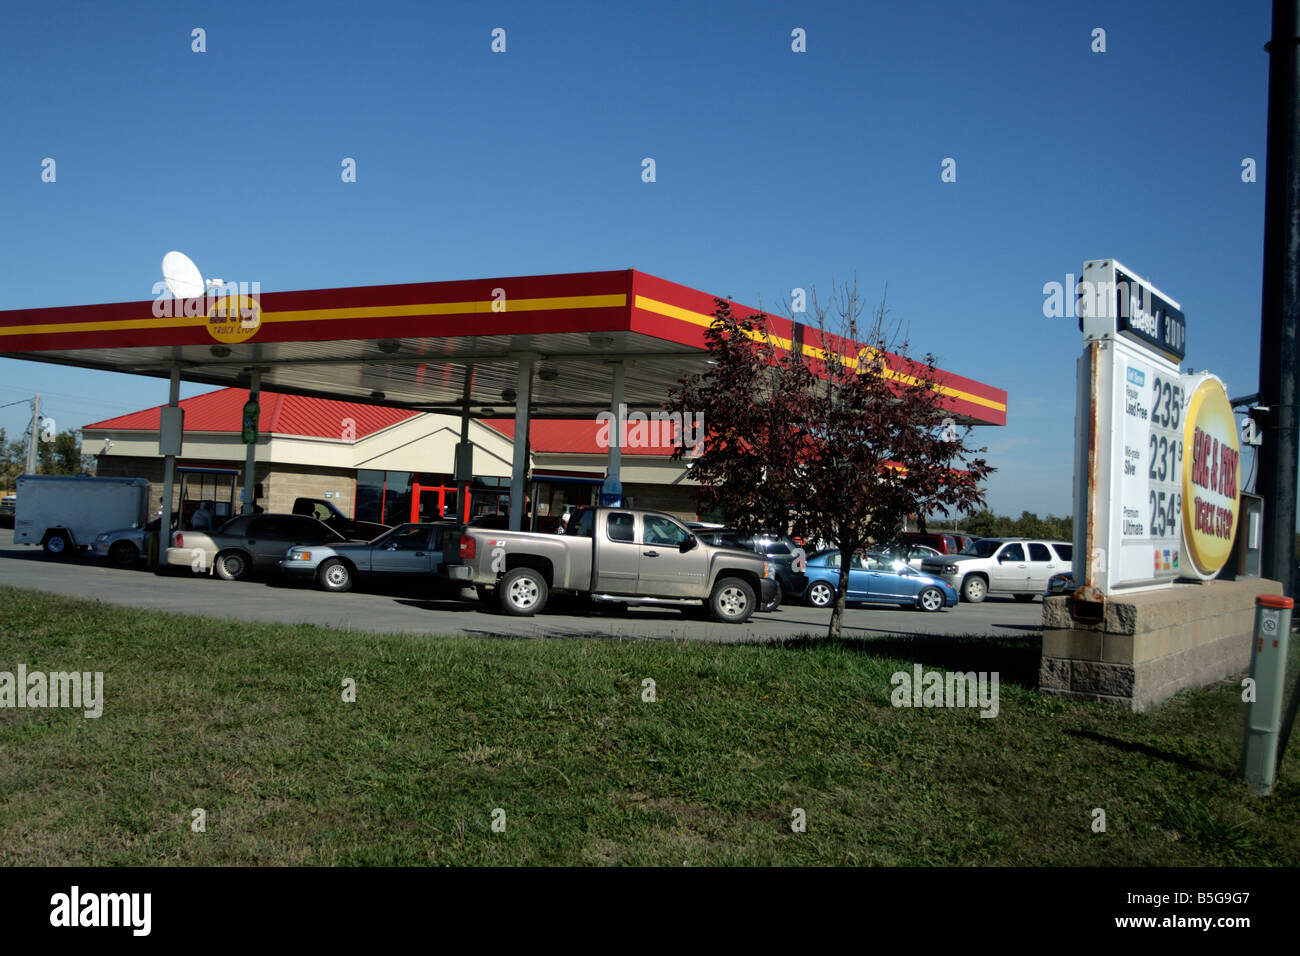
601,361,625,507
243,369,260,514
156,365,181,569
508,353,537,531
456,364,473,523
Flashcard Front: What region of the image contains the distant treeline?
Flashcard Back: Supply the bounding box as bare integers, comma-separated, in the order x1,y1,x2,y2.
948,510,1074,542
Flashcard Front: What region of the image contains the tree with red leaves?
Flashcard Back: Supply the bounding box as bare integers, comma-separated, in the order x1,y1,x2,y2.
666,280,993,639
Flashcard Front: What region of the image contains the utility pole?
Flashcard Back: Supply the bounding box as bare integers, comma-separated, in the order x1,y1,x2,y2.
25,394,40,475
1257,0,1300,599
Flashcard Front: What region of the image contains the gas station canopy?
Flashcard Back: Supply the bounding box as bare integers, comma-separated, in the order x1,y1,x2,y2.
0,269,1007,424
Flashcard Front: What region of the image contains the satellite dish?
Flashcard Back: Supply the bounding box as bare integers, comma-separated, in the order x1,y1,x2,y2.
161,251,205,299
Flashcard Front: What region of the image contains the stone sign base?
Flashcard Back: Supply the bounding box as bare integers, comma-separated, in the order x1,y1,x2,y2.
1040,577,1283,712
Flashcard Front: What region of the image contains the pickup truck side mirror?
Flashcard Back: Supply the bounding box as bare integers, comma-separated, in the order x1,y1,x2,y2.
679,535,697,553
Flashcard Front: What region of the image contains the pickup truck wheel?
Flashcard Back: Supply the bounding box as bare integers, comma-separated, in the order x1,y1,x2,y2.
917,586,945,612
317,558,353,593
43,531,72,557
961,575,987,603
806,581,835,608
214,549,251,582
497,567,548,616
709,577,756,624
108,540,138,566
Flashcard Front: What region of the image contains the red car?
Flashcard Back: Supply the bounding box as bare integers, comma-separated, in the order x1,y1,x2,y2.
894,531,972,555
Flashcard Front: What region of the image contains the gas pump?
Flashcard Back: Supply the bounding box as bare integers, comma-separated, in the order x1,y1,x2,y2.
175,467,239,530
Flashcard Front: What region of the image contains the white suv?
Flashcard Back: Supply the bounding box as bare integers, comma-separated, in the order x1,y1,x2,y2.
919,538,1072,603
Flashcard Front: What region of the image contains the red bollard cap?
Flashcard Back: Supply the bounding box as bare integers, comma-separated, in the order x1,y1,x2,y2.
1257,595,1294,609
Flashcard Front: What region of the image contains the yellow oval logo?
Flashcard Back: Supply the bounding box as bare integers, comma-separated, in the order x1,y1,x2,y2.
1180,375,1240,578
205,294,261,344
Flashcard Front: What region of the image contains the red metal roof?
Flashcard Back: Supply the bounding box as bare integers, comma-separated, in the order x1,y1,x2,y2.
83,388,418,439
483,419,678,457
82,387,673,455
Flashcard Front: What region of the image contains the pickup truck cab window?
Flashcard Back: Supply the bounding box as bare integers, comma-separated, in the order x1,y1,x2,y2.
643,515,688,547
566,509,595,538
607,512,635,542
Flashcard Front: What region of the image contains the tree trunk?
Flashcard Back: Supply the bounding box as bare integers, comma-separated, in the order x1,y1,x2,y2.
827,545,852,640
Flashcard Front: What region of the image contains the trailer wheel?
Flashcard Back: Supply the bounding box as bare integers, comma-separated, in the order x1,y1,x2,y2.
709,577,756,624
497,567,548,616
43,531,72,557
214,549,251,582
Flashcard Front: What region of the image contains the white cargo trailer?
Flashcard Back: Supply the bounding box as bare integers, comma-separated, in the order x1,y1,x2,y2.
14,475,151,557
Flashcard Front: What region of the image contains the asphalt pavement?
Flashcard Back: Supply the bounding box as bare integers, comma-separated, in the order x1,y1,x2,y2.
0,530,1044,642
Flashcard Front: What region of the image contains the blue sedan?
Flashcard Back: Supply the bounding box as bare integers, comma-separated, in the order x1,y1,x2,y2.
802,550,959,612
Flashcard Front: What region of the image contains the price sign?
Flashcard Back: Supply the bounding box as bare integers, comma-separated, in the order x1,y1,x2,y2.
1112,344,1183,585
1074,259,1187,594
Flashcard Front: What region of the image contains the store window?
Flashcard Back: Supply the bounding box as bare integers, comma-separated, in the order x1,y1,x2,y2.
382,472,413,526
356,470,385,524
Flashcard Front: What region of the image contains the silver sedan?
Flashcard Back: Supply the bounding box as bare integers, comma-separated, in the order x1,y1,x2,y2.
279,522,457,592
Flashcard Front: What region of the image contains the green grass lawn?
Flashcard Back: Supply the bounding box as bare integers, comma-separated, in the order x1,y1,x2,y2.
0,584,1296,865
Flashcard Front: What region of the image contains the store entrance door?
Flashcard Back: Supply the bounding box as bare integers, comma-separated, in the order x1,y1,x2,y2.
412,483,458,522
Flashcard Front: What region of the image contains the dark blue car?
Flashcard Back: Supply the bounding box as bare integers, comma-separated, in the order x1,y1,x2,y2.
802,549,959,612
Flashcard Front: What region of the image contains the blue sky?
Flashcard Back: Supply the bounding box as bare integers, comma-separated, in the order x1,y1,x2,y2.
0,0,1283,518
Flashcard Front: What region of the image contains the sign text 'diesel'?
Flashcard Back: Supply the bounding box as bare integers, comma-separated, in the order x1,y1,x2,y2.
1078,260,1186,362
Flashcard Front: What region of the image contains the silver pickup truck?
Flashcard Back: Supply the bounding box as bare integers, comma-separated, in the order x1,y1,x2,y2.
441,506,778,623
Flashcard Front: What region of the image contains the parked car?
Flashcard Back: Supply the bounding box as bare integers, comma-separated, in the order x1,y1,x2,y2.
279,521,458,592
920,537,1073,603
885,542,943,569
692,528,808,607
802,550,958,612
0,494,15,528
166,513,347,580
442,506,778,622
92,516,166,566
895,530,968,555
1045,571,1076,596
291,497,388,541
